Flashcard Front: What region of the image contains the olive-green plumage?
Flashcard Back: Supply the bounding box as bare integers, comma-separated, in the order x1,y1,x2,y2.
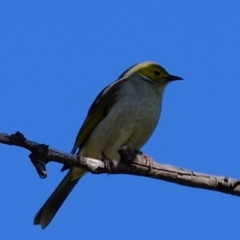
34,62,182,229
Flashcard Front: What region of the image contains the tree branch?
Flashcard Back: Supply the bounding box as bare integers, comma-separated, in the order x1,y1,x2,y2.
1,131,240,197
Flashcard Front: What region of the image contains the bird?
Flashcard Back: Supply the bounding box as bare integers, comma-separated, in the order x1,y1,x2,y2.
33,61,183,229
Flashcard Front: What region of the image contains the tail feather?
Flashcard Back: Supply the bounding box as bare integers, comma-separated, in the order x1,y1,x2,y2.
34,168,86,229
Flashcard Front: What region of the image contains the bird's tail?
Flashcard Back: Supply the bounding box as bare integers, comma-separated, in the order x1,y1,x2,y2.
34,167,86,229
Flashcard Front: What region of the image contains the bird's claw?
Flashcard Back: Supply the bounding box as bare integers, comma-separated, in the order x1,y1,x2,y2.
141,154,153,172
101,152,114,171
118,146,153,172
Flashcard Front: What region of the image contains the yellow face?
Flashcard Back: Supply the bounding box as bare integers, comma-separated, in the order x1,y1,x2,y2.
120,62,182,84
136,62,169,83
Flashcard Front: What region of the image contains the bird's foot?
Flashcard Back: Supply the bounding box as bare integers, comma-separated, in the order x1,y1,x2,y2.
133,149,153,172
141,153,153,172
118,145,137,163
101,152,115,172
118,146,153,172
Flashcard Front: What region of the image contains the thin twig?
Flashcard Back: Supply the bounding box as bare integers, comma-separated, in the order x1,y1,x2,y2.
1,131,240,197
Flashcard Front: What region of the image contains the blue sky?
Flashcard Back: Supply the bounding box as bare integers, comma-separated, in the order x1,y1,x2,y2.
1,1,240,239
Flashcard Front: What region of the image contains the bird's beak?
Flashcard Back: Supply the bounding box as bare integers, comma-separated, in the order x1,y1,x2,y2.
166,75,183,82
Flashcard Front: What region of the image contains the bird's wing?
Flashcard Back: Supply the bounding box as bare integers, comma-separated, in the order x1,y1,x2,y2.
71,77,127,154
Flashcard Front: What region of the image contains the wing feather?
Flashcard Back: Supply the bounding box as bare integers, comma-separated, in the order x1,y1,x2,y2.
71,78,127,154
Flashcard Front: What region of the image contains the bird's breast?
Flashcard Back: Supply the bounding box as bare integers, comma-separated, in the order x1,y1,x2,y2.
80,79,163,160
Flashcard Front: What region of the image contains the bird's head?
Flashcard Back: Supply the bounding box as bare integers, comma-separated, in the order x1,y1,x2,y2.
119,61,183,86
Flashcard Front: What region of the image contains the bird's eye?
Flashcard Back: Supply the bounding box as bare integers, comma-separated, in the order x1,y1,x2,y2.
153,70,160,76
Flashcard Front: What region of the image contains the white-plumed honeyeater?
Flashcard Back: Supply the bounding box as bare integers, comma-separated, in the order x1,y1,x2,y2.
34,61,183,229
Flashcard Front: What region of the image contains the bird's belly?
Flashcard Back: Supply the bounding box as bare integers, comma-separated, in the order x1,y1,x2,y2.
80,95,161,160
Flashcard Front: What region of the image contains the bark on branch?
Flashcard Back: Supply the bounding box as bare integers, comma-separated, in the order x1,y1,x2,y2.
1,131,240,197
